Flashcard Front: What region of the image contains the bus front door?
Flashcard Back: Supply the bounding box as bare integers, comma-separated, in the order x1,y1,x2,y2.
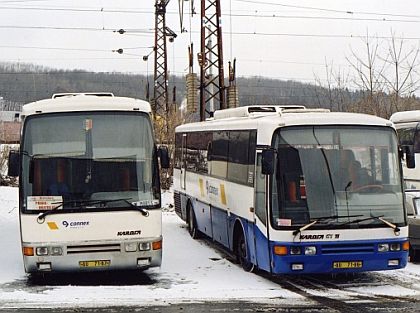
252,153,271,272
181,134,187,190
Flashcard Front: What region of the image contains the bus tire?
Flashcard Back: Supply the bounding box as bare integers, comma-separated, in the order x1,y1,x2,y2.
235,228,255,273
410,246,420,262
187,204,200,239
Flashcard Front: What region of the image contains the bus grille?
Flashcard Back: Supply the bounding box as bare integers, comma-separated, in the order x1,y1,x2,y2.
321,243,375,254
174,192,181,216
66,244,121,254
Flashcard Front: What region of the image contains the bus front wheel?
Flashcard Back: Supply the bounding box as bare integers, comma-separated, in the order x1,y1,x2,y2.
187,204,200,239
235,229,255,273
410,245,420,263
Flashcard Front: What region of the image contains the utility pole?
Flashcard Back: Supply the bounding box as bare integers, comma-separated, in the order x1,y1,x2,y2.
198,0,226,121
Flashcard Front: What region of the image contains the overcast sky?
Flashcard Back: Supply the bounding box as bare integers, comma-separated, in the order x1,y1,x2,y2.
0,0,419,87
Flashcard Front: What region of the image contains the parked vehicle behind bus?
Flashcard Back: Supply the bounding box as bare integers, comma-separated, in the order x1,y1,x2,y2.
174,105,409,274
8,93,169,274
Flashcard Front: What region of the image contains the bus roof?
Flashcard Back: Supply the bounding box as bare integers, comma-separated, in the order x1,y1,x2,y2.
176,106,393,145
390,110,420,124
21,93,151,116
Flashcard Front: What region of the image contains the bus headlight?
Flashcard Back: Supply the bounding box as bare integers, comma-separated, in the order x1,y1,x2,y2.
139,242,151,251
378,243,389,252
304,246,317,255
125,242,138,252
390,243,401,251
36,247,49,256
50,246,63,256
290,246,302,255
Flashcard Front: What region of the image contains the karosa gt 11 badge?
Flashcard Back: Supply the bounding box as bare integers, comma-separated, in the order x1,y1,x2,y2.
299,234,340,240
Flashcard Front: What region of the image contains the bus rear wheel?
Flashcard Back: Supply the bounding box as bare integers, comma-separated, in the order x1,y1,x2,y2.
235,230,255,272
187,205,200,239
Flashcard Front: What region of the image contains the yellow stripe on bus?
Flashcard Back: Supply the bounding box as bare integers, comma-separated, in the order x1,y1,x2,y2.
199,178,205,197
220,184,227,205
47,222,59,230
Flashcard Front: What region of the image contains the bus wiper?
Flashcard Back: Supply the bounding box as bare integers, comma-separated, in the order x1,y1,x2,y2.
37,202,64,223
376,215,401,235
333,214,400,235
334,215,384,228
292,214,363,236
120,199,150,217
37,198,132,222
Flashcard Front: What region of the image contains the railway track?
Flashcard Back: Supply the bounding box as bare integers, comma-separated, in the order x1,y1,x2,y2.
267,271,420,312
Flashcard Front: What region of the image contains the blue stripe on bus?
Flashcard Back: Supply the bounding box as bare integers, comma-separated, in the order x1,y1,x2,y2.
178,195,408,274
250,217,408,274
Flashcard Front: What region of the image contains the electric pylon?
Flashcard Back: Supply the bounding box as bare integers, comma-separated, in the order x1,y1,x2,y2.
198,0,226,121
153,0,176,120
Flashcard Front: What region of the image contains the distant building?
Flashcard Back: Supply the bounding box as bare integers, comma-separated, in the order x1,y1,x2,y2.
0,97,22,144
0,121,20,143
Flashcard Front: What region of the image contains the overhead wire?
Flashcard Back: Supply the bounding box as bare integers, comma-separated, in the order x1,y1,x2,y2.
1,5,420,23
0,24,418,40
233,0,420,19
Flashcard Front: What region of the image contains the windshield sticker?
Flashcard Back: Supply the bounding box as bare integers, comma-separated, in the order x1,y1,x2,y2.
277,218,292,227
85,118,93,131
132,200,159,207
27,196,63,210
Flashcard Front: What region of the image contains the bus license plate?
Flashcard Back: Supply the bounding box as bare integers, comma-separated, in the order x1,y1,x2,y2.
333,261,362,269
79,260,111,268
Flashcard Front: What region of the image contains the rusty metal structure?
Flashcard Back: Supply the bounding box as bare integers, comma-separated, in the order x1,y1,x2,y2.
199,0,226,121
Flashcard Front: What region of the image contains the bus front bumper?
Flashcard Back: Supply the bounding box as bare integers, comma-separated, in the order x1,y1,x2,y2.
22,237,162,273
269,239,408,274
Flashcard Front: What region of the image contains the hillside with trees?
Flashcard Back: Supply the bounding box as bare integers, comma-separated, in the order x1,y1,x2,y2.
0,62,360,112
0,53,419,119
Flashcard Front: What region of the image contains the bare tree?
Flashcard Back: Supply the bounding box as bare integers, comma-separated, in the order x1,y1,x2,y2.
380,31,420,113
313,59,351,112
346,32,388,117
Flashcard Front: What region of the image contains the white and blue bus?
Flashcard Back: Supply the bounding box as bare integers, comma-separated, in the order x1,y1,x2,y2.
8,93,169,274
173,105,409,274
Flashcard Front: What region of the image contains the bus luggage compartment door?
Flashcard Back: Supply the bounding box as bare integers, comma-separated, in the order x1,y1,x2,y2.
195,201,213,237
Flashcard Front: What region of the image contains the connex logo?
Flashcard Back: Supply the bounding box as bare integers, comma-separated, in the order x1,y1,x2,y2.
62,220,90,228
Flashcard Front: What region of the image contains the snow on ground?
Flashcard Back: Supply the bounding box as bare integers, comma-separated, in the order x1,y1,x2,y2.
0,187,307,309
0,187,419,309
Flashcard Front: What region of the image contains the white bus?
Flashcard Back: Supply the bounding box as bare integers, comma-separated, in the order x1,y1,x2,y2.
390,110,420,261
174,105,409,274
390,110,420,188
8,93,169,274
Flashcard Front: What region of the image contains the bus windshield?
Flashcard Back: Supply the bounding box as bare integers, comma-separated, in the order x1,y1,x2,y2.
21,111,159,212
270,125,405,229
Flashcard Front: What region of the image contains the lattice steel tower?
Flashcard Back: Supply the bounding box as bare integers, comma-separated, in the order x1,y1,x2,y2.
199,0,226,121
153,0,176,118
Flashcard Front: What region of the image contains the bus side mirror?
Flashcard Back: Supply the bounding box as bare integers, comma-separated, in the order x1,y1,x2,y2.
158,146,170,169
8,150,20,177
262,149,275,175
405,145,416,169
